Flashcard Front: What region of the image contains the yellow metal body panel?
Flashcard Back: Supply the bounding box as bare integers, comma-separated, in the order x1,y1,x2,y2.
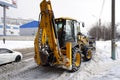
66,42,72,67
78,34,89,46
41,29,46,44
34,28,41,65
75,52,81,67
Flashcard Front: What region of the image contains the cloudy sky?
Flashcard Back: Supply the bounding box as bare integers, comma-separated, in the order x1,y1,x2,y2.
0,0,120,29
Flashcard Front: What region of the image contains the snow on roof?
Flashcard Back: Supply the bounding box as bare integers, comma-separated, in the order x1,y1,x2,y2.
20,21,39,28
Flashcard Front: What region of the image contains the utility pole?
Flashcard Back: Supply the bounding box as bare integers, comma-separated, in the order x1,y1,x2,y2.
111,0,116,60
3,5,6,36
0,1,17,44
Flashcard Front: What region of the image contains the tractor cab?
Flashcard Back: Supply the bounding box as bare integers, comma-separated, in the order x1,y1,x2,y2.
55,18,82,47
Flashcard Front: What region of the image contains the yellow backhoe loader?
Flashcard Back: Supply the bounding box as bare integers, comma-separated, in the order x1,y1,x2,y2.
34,0,92,72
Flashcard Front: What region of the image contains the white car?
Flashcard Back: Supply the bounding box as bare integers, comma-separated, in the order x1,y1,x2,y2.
0,48,23,65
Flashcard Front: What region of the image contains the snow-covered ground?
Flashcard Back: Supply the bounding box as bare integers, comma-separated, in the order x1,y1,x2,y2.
90,41,120,80
0,40,34,49
55,40,120,80
0,40,120,80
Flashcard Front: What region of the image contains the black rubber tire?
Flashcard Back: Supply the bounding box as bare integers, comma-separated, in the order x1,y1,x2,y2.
83,49,92,61
15,55,21,62
70,48,81,72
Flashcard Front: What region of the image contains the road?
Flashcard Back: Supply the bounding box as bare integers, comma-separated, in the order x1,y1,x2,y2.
13,48,66,80
0,48,97,80
0,48,66,80
0,47,90,80
14,48,34,59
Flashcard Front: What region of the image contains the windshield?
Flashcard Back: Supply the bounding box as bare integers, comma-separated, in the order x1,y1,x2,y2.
55,19,80,47
65,20,74,41
55,19,65,32
55,22,63,32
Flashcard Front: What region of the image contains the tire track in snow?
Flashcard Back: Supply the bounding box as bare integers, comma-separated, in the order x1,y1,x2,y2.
0,59,36,80
0,58,65,80
11,66,65,80
23,52,34,60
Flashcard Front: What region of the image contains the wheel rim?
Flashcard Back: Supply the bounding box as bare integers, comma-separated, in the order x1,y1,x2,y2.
86,49,91,59
75,52,81,67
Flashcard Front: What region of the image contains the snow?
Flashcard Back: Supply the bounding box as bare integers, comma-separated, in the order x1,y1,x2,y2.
57,40,120,80
91,64,120,80
89,40,120,80
0,40,120,80
96,41,120,60
0,40,34,49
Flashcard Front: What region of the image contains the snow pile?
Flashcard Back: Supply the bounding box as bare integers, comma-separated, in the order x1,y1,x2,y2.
0,40,34,49
96,41,120,60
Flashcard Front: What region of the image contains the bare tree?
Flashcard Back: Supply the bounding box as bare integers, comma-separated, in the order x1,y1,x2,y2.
89,22,118,41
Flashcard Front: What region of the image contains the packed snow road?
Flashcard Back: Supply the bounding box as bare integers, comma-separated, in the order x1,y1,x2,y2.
0,48,65,80
14,48,34,60
0,58,65,80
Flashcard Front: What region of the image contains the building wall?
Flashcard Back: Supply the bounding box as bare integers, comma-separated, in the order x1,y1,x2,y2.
0,17,34,36
0,24,19,36
1,17,33,25
20,28,38,36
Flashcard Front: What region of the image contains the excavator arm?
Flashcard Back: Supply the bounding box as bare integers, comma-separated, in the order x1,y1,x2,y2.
34,0,61,65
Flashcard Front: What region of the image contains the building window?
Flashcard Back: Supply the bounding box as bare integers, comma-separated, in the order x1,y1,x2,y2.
13,27,19,29
6,26,11,29
0,25,2,28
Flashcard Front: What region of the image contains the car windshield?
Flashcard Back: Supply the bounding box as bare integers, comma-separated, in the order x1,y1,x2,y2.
0,49,13,53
